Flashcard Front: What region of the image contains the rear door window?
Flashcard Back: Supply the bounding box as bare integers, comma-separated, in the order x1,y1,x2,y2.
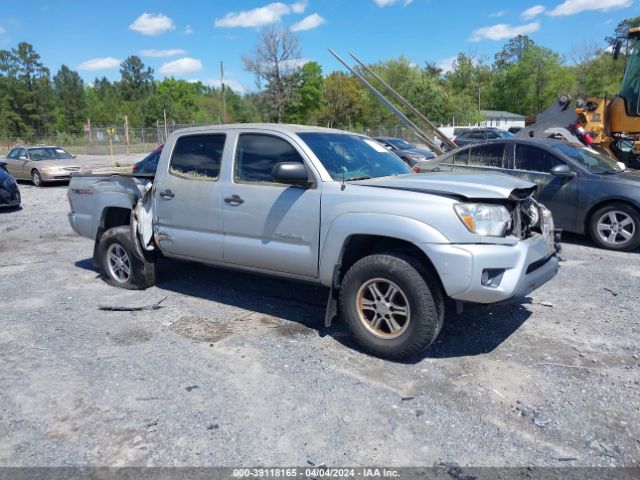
515,144,564,173
468,143,505,168
169,134,225,180
235,134,304,183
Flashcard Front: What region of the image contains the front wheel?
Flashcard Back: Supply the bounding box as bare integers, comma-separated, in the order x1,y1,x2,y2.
32,169,43,187
339,253,444,359
98,226,156,289
589,203,640,251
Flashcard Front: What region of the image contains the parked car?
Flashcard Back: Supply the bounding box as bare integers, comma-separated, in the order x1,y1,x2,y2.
372,136,437,169
132,145,163,174
68,124,559,359
3,145,81,186
420,138,640,251
453,128,514,147
0,161,21,208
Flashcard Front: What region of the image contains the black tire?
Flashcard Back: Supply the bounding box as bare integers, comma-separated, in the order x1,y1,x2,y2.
339,253,444,360
32,169,43,187
98,226,156,289
588,203,640,251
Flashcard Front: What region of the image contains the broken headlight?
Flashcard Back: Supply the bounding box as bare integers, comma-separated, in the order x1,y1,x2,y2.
454,203,512,237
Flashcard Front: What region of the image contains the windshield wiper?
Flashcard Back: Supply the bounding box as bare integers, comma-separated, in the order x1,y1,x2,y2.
344,175,372,181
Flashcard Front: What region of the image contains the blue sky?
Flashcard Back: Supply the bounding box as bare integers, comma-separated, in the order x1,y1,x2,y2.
0,0,638,93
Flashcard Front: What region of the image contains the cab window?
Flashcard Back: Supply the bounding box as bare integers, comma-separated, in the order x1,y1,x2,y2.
169,134,225,180
235,134,304,183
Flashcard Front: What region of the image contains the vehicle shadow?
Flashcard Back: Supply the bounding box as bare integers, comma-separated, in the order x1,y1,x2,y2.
0,206,22,214
560,232,640,253
75,257,532,363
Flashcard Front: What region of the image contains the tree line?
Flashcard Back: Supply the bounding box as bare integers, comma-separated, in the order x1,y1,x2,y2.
0,17,637,139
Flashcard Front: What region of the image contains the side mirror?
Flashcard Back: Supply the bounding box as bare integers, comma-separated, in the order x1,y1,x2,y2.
550,164,576,177
72,154,77,159
271,162,311,187
613,38,624,61
19,156,27,160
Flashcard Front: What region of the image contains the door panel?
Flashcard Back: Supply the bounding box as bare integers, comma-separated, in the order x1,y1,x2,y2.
153,134,226,262
510,144,580,230
222,133,321,277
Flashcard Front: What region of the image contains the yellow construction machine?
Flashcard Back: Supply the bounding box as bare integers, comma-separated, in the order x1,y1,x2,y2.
519,27,640,168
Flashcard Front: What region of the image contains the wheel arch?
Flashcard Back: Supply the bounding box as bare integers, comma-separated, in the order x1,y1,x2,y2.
583,197,640,232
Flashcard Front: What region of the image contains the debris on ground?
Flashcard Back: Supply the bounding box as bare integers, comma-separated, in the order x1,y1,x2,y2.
98,296,167,312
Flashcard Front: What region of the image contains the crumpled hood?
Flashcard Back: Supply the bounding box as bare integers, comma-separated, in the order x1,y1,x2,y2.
352,172,537,200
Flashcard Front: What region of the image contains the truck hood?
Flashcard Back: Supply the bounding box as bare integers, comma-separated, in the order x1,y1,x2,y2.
351,172,537,200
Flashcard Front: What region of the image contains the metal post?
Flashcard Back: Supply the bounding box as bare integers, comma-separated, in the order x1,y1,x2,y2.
328,49,441,152
221,61,227,124
124,115,130,155
163,110,168,142
348,52,456,152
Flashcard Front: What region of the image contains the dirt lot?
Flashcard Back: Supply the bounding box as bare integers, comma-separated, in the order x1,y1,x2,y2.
0,181,639,468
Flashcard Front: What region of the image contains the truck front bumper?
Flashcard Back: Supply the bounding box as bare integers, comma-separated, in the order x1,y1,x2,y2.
421,233,559,304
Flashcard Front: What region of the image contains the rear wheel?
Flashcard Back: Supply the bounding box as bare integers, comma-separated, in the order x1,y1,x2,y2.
339,253,444,359
98,226,156,289
31,169,43,187
589,203,640,251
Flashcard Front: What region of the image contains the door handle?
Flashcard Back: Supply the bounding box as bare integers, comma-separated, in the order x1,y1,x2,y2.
224,194,244,206
159,189,175,199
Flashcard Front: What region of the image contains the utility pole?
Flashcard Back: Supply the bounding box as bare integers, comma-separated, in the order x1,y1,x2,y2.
124,115,130,155
221,61,227,123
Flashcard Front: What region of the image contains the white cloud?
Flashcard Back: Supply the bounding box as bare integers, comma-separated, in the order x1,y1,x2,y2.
215,3,291,28
437,56,457,73
489,10,507,17
373,0,413,6
469,21,540,42
185,25,193,35
521,5,546,19
290,0,307,13
77,57,121,71
548,0,631,16
291,13,326,31
207,78,247,94
160,57,203,76
140,49,187,58
129,12,175,36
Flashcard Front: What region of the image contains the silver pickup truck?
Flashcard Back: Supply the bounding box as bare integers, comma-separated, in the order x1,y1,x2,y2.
68,124,559,359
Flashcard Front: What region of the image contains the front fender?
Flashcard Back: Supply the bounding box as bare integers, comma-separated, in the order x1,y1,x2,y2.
318,213,449,285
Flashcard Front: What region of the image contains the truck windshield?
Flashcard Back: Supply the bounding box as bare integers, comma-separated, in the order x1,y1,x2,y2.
619,38,640,116
298,132,411,181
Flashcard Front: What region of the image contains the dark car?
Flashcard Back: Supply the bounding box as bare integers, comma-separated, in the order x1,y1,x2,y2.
423,138,640,251
373,136,436,170
453,128,514,147
0,161,21,208
132,145,163,174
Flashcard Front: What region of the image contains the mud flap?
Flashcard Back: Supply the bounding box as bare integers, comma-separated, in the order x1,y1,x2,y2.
324,263,341,327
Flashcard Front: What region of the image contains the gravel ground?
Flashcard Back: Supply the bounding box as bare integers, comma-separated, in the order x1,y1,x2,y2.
0,180,639,468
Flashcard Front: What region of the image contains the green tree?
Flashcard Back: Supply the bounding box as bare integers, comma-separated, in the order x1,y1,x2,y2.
53,65,87,132
119,55,154,101
320,72,366,128
285,61,324,124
